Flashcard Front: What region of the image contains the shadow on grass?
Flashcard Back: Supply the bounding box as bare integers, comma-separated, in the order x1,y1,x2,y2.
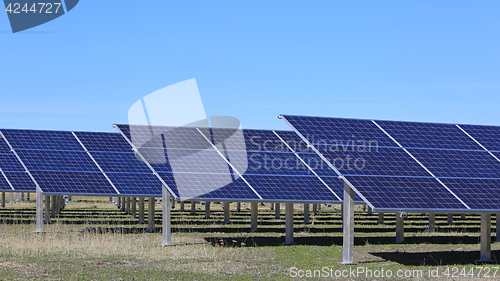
203,235,484,247
370,250,500,265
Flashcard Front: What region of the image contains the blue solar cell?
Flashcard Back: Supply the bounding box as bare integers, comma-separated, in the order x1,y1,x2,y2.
91,152,152,173
439,178,500,210
0,173,12,191
376,120,482,150
0,129,84,151
459,124,500,151
0,153,25,172
409,148,500,178
157,172,260,200
74,132,133,152
106,173,163,196
274,130,314,153
316,146,429,177
242,129,291,152
245,174,340,201
115,124,213,150
0,138,11,153
281,115,398,148
242,151,328,176
30,171,117,194
16,150,100,172
3,171,36,191
341,176,467,210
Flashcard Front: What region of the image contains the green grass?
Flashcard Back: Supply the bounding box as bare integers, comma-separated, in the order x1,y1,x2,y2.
0,197,499,280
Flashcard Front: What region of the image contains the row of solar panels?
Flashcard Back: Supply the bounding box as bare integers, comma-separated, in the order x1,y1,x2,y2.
0,126,346,203
282,115,500,211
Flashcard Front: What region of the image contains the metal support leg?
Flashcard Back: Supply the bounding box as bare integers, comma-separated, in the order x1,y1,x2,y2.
270,203,274,210
396,214,405,243
313,204,317,215
461,214,466,219
16,193,19,203
341,181,355,264
478,213,492,262
190,201,195,215
126,197,130,214
171,198,175,209
21,193,24,202
275,203,280,219
131,197,136,218
285,203,294,245
121,197,126,211
180,201,184,211
138,197,145,224
367,207,372,215
9,192,13,204
363,204,366,212
44,195,50,224
117,197,121,208
35,187,43,233
1,192,5,207
51,195,56,217
428,213,435,232
378,213,384,224
303,203,309,224
205,202,210,219
447,213,453,225
236,202,241,211
496,213,500,243
251,202,258,232
223,202,230,224
147,197,155,232
162,188,171,246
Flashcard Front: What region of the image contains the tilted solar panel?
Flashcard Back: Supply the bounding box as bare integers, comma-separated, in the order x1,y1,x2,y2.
2,129,84,151
458,124,500,152
3,171,36,191
438,178,500,210
73,132,133,152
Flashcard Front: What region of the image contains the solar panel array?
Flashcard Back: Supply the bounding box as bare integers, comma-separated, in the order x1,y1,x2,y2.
0,136,37,192
281,115,500,211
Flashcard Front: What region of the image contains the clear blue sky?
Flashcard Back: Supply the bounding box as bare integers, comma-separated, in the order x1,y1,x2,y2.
1,1,499,132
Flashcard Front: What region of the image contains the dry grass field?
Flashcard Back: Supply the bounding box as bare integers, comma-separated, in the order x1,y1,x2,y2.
1,196,500,280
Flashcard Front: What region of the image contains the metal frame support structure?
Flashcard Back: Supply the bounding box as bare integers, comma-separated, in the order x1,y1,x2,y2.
117,196,121,209
275,203,280,219
341,181,355,264
138,197,144,224
396,213,405,243
428,213,435,232
51,195,56,217
44,195,50,224
131,197,137,218
285,203,294,245
190,201,195,215
147,197,155,232
251,202,258,232
303,203,309,224
378,213,384,224
496,213,500,243
162,188,171,246
9,192,13,204
236,202,241,211
205,202,210,219
126,197,130,214
35,187,43,233
1,192,5,207
447,213,453,225
313,204,317,215
478,213,493,262
223,202,230,224
180,201,184,211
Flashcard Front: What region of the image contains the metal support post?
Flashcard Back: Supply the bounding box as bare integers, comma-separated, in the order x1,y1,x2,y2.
162,188,171,246
35,187,43,233
27,192,30,201
341,181,355,264
1,192,5,207
138,197,145,223
396,213,405,243
126,197,130,214
367,207,372,215
16,193,19,203
147,197,155,232
180,201,184,211
447,213,453,225
44,195,50,224
117,197,121,208
428,213,435,232
363,203,366,212
223,202,230,224
478,213,492,262
205,202,210,219
285,203,294,245
461,214,466,219
313,204,317,215
303,203,309,224
251,202,258,232
496,213,500,243
190,201,195,215
121,197,126,211
131,197,136,218
171,197,175,209
236,202,241,211
378,213,384,224
51,195,56,217
275,203,281,219
270,203,274,210
9,192,13,204
21,193,24,202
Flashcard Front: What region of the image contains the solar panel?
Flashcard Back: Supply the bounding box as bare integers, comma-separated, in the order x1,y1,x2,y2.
273,130,314,153
91,152,152,174
0,153,25,172
73,132,133,152
458,124,500,152
1,129,84,151
408,148,500,179
16,150,101,172
375,120,483,150
337,176,467,210
282,115,398,148
3,171,36,191
0,138,11,153
438,178,500,210
0,173,13,190
30,170,116,195
105,172,162,196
